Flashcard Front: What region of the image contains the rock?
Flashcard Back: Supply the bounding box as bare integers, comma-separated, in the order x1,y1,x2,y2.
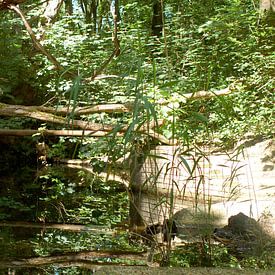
213,212,274,257
172,208,219,241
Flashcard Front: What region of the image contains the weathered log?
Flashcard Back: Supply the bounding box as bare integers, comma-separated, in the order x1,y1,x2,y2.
158,86,234,105
0,221,111,233
0,103,114,131
66,164,129,187
0,250,146,268
0,129,124,137
0,103,173,144
185,86,232,99
37,103,133,115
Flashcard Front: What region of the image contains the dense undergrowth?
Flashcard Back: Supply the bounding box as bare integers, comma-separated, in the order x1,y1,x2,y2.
0,0,274,272
0,0,274,152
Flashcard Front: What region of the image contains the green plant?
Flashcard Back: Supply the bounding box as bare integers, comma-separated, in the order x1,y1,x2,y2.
169,244,240,268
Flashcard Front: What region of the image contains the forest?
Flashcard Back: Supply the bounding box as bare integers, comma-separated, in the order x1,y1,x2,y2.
0,0,274,273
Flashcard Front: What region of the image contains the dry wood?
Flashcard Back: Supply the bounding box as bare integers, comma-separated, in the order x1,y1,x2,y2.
0,129,124,137
47,103,133,115
0,85,234,144
0,221,112,233
0,103,113,131
0,250,146,268
185,86,232,100
0,103,172,144
260,0,275,11
66,164,129,187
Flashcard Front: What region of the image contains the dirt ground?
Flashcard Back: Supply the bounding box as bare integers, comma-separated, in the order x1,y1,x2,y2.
93,266,275,274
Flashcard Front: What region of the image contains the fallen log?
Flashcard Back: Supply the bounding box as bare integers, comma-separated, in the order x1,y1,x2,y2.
37,103,133,115
0,103,172,144
0,250,146,268
0,221,111,233
0,129,124,137
66,164,129,187
185,86,232,100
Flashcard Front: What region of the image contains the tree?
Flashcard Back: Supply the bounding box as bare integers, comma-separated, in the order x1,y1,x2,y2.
151,0,163,37
0,0,273,148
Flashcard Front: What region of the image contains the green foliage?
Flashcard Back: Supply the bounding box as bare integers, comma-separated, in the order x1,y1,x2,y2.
33,166,129,225
156,1,274,145
168,243,273,269
1,0,273,146
0,0,274,270
0,196,32,219
0,14,30,84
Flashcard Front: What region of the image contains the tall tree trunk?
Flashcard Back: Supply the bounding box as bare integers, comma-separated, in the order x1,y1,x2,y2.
151,0,163,37
65,0,73,15
92,0,97,33
114,0,121,22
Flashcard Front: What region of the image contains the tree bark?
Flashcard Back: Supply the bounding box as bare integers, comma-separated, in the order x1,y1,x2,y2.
151,0,163,37
0,103,113,131
40,103,133,115
64,0,73,14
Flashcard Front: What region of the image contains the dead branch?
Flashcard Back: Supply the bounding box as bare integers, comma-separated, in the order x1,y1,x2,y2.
0,250,146,268
0,103,172,144
156,86,234,105
0,84,234,145
8,4,64,71
66,164,129,187
0,103,114,131
5,3,119,81
39,103,134,115
0,221,112,233
0,129,124,137
93,74,136,81
185,86,232,100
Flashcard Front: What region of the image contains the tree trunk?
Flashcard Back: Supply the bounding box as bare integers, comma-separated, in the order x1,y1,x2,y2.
65,0,73,15
151,0,163,37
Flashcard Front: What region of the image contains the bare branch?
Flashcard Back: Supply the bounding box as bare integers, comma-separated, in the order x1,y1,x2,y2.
0,221,111,233
0,251,146,268
39,103,134,115
0,129,124,137
0,103,114,131
8,4,64,71
185,86,232,100
0,103,171,144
